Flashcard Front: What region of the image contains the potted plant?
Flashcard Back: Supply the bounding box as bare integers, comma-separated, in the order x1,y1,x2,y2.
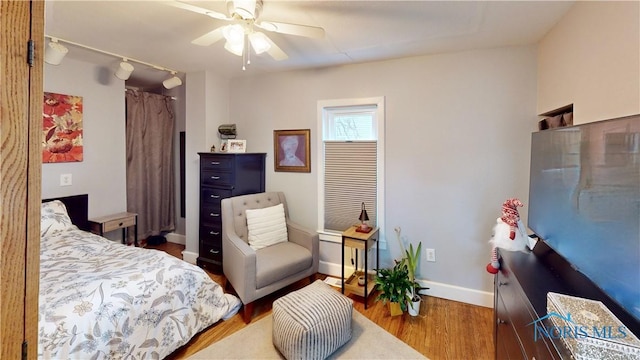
404,242,426,316
394,227,429,316
374,260,412,316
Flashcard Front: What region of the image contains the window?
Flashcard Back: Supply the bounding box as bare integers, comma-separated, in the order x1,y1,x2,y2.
317,97,385,244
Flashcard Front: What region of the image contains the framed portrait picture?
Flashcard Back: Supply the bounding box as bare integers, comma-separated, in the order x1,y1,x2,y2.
226,139,246,153
274,129,311,173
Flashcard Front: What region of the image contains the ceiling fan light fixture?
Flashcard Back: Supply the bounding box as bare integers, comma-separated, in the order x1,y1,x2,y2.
224,39,244,56
249,32,271,54
223,24,245,43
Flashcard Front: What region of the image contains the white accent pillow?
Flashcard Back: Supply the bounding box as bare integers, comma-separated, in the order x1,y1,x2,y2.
246,203,288,250
41,200,76,237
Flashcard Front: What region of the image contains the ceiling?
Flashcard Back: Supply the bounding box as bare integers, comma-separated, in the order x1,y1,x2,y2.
44,1,575,89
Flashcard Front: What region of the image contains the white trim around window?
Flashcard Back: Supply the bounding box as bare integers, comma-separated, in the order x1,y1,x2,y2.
316,96,385,247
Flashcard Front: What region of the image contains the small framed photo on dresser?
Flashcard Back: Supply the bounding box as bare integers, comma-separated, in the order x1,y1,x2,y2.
226,139,246,153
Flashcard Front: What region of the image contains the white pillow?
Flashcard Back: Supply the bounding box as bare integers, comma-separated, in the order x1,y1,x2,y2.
246,203,288,250
41,200,76,237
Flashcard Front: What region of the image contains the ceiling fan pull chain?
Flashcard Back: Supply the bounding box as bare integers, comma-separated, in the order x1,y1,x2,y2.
242,34,249,70
246,34,251,66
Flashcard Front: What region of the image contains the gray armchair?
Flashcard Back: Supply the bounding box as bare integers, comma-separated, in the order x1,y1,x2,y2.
221,192,319,323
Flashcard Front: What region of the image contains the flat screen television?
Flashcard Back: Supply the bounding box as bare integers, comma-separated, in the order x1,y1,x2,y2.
528,114,640,322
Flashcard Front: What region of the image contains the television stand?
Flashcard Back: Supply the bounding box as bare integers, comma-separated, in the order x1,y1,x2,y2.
494,241,640,359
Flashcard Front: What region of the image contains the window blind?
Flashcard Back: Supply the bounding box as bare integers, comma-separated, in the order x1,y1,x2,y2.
324,141,377,232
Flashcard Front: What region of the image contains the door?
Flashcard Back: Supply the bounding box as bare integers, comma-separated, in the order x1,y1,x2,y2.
0,1,44,359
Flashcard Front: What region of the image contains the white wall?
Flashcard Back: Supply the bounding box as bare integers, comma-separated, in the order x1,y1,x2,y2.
183,71,230,261
228,45,539,305
537,1,640,124
43,57,127,220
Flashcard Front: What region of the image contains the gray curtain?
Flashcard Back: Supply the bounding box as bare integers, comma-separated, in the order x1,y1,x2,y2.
125,89,175,240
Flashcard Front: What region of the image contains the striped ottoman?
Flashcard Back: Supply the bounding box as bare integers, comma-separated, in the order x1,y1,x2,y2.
272,280,353,360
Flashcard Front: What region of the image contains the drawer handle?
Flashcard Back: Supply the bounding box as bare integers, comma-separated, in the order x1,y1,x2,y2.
210,194,220,198
209,249,220,254
497,318,506,324
499,281,508,287
210,176,220,180
211,161,220,165
210,213,220,217
118,222,123,226
209,231,220,235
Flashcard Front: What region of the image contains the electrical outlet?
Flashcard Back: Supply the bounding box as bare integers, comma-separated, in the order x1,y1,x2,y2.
426,248,436,262
60,174,72,186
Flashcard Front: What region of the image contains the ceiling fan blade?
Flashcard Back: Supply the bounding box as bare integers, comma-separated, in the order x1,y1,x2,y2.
256,21,325,39
192,27,225,46
165,1,230,20
262,35,288,61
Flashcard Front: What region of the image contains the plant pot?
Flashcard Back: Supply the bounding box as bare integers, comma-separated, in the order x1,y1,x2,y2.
389,302,403,316
408,297,421,316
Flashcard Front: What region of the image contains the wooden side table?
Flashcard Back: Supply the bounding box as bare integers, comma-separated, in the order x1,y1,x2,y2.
341,226,379,309
89,212,138,246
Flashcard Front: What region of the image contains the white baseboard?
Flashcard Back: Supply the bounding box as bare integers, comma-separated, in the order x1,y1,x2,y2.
182,250,198,265
319,260,347,277
319,260,494,309
415,279,494,308
165,232,186,245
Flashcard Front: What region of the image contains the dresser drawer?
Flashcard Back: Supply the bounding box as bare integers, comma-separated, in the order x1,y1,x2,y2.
496,293,526,359
201,171,233,187
201,206,222,225
201,156,233,171
201,188,231,206
200,242,222,263
497,267,559,360
200,224,222,244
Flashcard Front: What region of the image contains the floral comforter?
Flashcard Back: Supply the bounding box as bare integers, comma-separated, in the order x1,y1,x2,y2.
38,228,241,360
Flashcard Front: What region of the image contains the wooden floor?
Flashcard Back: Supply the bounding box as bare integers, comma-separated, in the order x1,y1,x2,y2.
146,241,495,360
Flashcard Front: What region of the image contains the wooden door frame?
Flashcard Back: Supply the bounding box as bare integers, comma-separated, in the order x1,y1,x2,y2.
0,1,43,359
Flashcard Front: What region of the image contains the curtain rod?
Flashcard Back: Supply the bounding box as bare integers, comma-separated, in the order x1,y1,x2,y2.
125,88,177,100
45,35,180,75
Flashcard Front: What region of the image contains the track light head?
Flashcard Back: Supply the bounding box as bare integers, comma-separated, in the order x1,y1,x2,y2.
115,61,134,80
163,73,182,89
44,40,68,65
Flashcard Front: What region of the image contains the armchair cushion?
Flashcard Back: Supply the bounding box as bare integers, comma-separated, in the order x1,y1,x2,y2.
256,241,312,288
246,203,288,250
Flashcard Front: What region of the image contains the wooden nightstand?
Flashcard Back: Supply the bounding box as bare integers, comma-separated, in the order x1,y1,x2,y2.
89,212,138,246
341,226,380,309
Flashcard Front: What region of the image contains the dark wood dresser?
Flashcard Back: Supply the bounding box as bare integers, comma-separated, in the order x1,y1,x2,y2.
197,152,266,272
495,241,640,359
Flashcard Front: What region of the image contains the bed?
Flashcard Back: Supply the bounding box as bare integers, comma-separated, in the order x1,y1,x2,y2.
38,195,241,359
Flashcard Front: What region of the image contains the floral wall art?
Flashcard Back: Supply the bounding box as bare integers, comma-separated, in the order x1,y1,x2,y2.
42,92,83,163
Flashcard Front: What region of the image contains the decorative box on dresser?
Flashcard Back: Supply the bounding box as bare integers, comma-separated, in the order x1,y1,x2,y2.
198,152,266,272
494,241,640,360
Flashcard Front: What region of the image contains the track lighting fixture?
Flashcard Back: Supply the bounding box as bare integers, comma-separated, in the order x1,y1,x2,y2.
44,39,69,65
163,72,182,89
44,35,182,88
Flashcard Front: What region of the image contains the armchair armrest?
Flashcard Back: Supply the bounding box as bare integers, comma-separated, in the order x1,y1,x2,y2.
222,231,257,304
286,220,319,272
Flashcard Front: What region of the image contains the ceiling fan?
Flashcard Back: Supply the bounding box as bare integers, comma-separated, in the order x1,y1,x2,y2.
167,0,325,68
